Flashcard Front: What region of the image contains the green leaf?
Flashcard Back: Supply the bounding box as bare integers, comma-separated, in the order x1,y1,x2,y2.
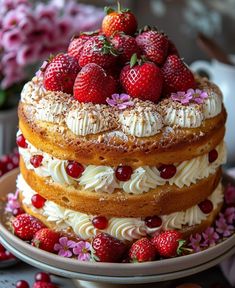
0,90,7,108
130,53,138,68
104,6,114,15
177,239,186,255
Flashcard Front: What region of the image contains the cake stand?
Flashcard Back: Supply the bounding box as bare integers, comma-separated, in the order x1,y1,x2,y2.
0,169,235,285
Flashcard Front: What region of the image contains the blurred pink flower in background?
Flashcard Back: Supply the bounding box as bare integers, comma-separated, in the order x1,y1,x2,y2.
0,0,104,90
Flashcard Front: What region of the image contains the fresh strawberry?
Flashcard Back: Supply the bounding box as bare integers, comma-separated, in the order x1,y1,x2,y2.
32,228,60,253
120,54,163,102
74,63,117,104
79,35,118,69
68,35,91,61
102,4,137,37
129,238,156,262
111,33,141,64
152,230,185,258
68,31,100,61
43,53,80,94
12,213,45,241
161,55,196,94
92,233,126,262
167,39,179,57
33,282,58,288
136,29,169,65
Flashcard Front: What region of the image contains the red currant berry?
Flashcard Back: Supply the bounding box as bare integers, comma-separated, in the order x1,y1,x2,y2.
66,161,84,178
198,199,213,214
12,207,24,217
31,194,46,209
208,149,218,163
145,215,162,228
30,155,43,168
92,216,109,230
35,272,51,283
16,134,28,148
15,280,30,288
115,165,133,181
158,164,177,179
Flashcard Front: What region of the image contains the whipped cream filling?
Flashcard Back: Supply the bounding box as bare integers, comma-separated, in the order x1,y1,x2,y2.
119,101,163,137
203,91,222,119
17,174,223,242
18,130,226,194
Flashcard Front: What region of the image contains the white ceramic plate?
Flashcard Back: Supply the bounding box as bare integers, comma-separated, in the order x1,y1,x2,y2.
0,169,234,284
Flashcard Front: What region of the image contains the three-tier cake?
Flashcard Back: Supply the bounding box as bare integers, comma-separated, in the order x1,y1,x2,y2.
14,5,227,261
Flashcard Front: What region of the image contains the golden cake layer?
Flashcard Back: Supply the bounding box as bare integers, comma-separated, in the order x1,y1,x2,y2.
21,159,221,217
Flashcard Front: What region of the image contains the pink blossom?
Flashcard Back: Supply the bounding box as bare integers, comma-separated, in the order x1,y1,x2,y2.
224,207,235,224
5,190,20,213
57,17,73,38
1,72,24,89
73,241,91,261
187,88,208,104
202,227,219,246
1,28,24,50
16,43,39,65
106,94,134,110
216,215,234,237
225,184,235,205
189,233,204,252
35,4,57,23
54,236,77,258
171,91,193,105
171,89,208,105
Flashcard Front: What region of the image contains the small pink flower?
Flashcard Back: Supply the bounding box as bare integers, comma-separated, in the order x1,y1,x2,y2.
5,190,20,213
223,207,235,224
216,215,234,237
202,227,219,246
54,236,77,258
189,233,203,252
171,89,208,105
187,88,208,104
106,94,134,110
1,28,24,50
16,43,39,65
73,241,91,261
171,91,193,105
225,184,235,205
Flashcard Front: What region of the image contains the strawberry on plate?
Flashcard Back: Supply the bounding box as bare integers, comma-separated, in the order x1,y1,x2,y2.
79,35,118,69
12,213,46,241
152,230,185,258
136,28,169,65
32,228,60,253
102,3,137,37
161,54,196,94
68,31,100,61
92,233,126,262
111,33,141,64
43,54,80,94
120,53,163,102
74,63,117,104
129,237,156,262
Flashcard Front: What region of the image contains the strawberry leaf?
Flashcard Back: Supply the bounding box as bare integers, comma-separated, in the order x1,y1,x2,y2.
104,6,114,15
177,239,186,255
130,53,138,68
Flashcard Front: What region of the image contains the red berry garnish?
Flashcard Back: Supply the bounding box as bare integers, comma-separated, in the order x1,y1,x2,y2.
30,155,43,168
12,207,24,217
35,272,51,283
65,161,84,178
158,164,177,179
208,149,218,163
115,165,133,181
198,199,213,214
92,216,108,230
15,280,30,288
31,194,46,209
16,134,28,148
145,216,162,228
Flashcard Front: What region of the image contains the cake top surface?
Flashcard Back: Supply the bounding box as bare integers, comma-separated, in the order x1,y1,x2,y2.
20,3,224,141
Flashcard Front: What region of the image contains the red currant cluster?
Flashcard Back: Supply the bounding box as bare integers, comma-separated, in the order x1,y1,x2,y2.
15,272,58,288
